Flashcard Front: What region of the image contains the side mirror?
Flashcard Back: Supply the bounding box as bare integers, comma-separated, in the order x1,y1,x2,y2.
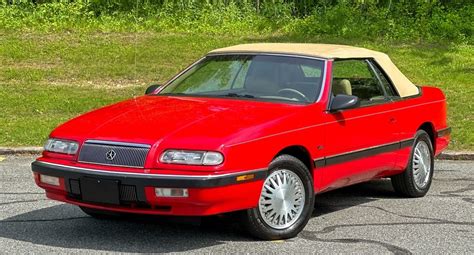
145,83,162,95
330,94,360,112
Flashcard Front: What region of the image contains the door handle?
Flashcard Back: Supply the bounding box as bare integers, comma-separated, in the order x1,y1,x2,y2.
389,117,397,124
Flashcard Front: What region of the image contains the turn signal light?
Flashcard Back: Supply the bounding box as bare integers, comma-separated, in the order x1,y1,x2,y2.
236,174,255,182
155,188,188,198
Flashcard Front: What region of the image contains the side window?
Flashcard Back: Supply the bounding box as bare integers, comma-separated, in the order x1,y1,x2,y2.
370,60,399,98
332,59,387,106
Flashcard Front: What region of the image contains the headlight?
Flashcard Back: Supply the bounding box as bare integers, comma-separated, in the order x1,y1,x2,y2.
44,138,79,155
160,150,224,165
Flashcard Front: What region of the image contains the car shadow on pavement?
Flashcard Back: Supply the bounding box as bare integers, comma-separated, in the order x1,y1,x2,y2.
0,204,252,253
0,179,398,252
313,178,400,216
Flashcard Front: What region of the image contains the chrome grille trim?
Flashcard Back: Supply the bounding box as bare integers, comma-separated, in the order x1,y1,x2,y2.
78,140,150,168
85,140,151,148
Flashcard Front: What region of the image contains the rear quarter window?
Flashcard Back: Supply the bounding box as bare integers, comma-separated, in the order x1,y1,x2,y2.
333,60,372,78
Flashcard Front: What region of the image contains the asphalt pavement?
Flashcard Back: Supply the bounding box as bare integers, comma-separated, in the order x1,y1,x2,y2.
0,155,472,254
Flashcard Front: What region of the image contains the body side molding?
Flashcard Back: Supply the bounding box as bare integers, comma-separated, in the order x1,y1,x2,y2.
437,127,451,137
313,139,415,168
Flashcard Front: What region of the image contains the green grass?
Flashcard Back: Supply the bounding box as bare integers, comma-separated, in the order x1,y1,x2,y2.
0,32,472,150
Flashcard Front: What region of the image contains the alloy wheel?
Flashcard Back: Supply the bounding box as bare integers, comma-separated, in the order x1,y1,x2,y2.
258,169,305,229
412,140,432,189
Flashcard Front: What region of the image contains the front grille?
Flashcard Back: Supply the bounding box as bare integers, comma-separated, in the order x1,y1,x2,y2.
78,140,150,168
119,184,138,201
69,179,81,195
67,178,140,204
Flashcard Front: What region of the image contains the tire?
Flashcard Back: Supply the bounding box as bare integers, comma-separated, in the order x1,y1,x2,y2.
242,154,315,240
79,206,125,219
391,130,434,197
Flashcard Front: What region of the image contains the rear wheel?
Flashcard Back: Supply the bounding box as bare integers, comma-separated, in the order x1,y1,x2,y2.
391,130,434,197
242,155,314,240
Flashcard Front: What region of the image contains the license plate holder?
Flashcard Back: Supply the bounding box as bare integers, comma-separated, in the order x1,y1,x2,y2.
80,177,120,205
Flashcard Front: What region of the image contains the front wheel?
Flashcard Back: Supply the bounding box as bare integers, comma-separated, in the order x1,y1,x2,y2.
242,155,314,240
391,130,434,197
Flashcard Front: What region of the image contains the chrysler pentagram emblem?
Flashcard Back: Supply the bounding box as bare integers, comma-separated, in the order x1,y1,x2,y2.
105,149,117,161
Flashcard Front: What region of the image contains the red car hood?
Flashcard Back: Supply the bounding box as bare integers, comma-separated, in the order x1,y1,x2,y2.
51,96,306,149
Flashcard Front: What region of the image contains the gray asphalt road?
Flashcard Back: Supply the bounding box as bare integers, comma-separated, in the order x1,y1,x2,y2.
0,156,472,254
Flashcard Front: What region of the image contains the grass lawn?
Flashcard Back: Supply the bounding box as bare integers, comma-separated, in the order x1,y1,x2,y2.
0,32,472,150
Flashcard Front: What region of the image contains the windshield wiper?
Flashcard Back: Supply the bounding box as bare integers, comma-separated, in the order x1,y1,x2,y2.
222,93,255,98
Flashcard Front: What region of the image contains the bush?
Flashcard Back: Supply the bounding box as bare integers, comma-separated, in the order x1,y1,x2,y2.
284,1,472,43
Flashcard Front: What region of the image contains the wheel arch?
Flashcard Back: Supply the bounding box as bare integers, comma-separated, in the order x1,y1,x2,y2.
418,122,436,152
274,145,313,174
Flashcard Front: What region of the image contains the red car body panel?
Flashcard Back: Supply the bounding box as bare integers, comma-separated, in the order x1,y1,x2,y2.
32,58,450,216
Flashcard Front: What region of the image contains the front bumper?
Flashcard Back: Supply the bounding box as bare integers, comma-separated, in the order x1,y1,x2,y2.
32,160,266,216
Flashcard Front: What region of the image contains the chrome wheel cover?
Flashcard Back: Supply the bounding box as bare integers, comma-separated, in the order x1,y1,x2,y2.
258,169,305,229
412,141,432,189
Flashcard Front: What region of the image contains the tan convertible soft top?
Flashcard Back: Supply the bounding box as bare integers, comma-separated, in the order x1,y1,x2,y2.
210,43,419,98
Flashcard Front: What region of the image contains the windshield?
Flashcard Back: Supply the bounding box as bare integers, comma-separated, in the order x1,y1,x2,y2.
159,55,325,104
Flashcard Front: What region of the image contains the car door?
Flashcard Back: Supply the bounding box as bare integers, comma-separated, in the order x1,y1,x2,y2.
318,59,399,191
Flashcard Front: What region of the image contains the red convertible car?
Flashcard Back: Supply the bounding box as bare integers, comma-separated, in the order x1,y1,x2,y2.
32,43,450,240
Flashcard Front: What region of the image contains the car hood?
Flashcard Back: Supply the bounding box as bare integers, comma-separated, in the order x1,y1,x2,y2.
51,96,306,149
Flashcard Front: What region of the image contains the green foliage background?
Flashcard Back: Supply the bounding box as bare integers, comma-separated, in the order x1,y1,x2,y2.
1,0,472,43
0,1,473,149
